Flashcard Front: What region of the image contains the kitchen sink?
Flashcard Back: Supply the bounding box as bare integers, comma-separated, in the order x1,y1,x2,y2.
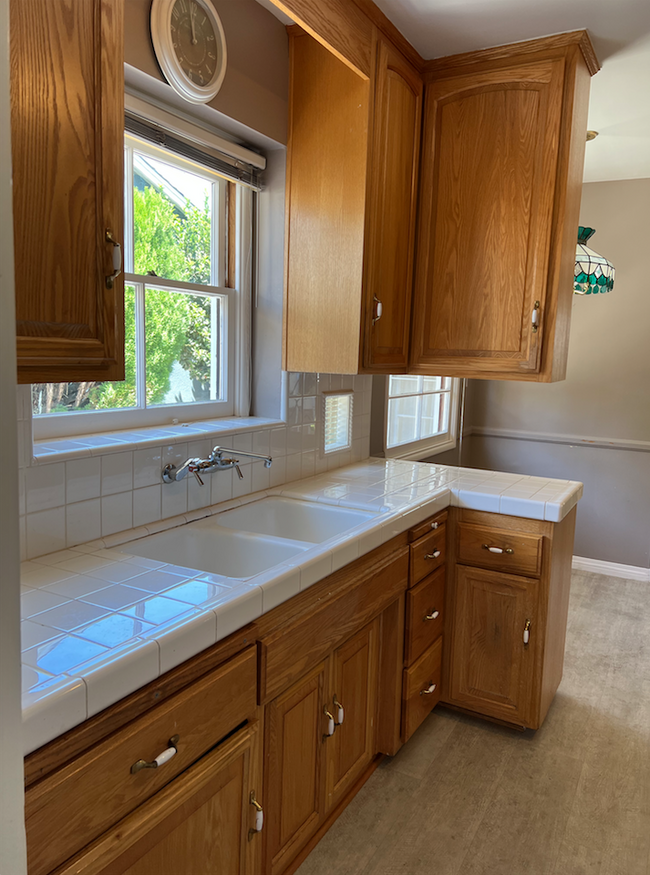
215,496,378,543
122,496,379,579
124,522,311,579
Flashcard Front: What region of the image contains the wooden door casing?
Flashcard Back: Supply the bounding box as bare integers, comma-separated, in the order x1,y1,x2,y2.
449,565,538,725
361,39,422,372
10,0,124,383
52,722,261,875
263,661,329,875
411,58,565,378
325,619,379,813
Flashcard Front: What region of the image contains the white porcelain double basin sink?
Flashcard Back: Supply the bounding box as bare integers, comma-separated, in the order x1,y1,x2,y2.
123,497,379,579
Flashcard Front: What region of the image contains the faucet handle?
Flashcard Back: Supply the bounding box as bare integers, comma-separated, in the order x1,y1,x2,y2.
188,462,205,487
234,463,243,480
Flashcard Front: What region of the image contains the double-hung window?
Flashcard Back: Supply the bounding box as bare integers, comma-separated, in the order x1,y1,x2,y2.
384,375,460,460
32,126,254,439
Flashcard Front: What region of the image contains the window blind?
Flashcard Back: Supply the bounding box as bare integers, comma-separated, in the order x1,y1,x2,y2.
323,392,353,454
125,111,263,191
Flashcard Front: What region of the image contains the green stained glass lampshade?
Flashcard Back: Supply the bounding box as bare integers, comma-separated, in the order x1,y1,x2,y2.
574,226,615,295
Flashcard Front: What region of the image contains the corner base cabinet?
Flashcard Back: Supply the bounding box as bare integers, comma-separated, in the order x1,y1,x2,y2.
442,506,577,729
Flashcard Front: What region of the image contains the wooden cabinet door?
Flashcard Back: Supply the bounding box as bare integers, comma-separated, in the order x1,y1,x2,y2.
449,565,538,725
325,619,379,813
264,661,329,875
10,0,125,383
361,40,422,373
411,58,566,379
54,722,262,875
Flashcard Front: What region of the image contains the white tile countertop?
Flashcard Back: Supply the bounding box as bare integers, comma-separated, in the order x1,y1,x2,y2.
20,459,582,755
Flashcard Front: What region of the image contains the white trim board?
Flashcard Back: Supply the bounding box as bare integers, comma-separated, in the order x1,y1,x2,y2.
470,426,650,454
572,556,650,582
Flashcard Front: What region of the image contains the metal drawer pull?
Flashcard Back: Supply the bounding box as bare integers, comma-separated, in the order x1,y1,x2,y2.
420,683,437,696
105,229,122,289
131,734,179,774
248,791,264,839
482,544,514,555
424,610,440,621
323,707,336,739
333,695,345,725
431,522,439,530
425,550,441,560
523,619,531,645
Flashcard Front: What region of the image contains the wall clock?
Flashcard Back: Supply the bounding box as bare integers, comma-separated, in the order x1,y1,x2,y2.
150,0,227,104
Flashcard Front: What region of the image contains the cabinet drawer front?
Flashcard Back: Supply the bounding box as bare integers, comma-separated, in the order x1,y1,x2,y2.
25,647,257,875
402,637,442,742
405,567,445,666
410,527,446,585
408,510,448,543
457,523,543,577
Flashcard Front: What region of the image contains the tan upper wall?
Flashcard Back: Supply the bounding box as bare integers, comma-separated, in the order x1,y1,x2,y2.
470,178,650,443
125,0,289,145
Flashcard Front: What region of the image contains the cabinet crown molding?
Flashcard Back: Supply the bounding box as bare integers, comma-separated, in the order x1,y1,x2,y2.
423,30,600,79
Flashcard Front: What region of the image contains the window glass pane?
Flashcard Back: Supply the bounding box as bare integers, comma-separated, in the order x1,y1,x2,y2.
422,376,445,392
145,287,221,406
387,396,419,447
133,152,211,284
388,375,421,397
421,392,450,439
323,394,353,453
32,286,137,416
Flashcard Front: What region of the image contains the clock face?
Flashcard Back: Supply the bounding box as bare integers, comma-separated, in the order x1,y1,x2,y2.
150,0,227,104
171,0,218,88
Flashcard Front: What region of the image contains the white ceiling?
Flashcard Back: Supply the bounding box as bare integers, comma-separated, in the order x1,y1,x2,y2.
258,0,650,182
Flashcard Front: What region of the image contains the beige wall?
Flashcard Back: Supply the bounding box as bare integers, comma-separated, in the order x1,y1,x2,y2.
462,179,650,568
125,0,289,145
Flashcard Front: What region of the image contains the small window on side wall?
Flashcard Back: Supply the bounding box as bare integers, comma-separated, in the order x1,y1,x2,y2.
323,391,353,454
384,375,459,460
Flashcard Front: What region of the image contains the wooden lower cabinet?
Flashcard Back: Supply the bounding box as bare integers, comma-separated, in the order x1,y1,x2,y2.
53,722,262,875
448,566,537,726
326,619,379,813
264,620,381,875
263,661,329,875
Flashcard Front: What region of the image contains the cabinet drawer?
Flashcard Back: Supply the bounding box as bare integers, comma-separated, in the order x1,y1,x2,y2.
457,522,543,577
405,567,445,666
408,510,448,543
25,647,257,875
410,526,446,585
402,637,442,742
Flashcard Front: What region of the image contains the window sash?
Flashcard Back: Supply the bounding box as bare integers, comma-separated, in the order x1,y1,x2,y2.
384,376,460,460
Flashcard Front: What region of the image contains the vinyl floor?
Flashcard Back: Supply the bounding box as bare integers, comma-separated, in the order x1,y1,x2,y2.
296,571,650,875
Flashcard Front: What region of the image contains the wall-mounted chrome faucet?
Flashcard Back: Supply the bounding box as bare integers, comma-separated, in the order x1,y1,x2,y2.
162,445,272,486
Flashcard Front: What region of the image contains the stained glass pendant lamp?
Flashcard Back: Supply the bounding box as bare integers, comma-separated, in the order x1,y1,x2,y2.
574,226,615,295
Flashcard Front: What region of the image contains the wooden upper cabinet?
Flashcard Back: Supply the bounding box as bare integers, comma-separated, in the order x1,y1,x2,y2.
282,29,422,375
361,40,422,372
411,35,595,381
10,0,125,384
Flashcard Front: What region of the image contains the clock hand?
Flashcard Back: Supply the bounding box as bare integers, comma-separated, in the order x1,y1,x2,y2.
190,2,197,45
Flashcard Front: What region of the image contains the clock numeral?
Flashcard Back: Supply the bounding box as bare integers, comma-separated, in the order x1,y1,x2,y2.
207,34,214,41
172,8,179,19
207,52,215,59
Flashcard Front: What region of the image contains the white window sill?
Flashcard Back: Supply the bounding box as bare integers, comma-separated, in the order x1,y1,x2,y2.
32,417,285,464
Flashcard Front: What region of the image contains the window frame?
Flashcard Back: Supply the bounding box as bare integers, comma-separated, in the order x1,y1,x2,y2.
33,133,251,440
383,375,460,461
